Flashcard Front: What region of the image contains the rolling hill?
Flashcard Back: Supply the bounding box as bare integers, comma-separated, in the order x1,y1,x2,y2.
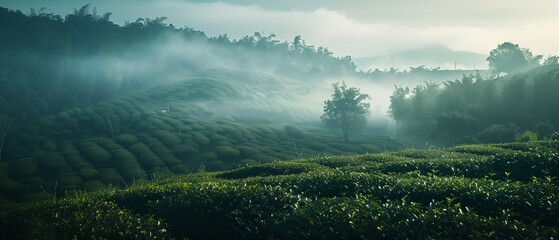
0,68,404,203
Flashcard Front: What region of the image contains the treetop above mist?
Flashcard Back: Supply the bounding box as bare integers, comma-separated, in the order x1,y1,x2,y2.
487,42,558,77
0,5,355,74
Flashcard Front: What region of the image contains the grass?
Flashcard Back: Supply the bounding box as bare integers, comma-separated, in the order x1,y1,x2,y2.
1,140,559,239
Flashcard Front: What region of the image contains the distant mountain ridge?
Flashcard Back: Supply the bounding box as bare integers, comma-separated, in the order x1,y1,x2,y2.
354,45,487,71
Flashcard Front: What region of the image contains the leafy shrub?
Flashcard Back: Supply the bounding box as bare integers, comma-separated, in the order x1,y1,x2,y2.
450,144,511,155
206,160,228,171
37,152,67,170
129,143,165,170
236,145,262,157
359,153,411,163
275,196,549,239
57,174,83,190
328,143,364,153
222,126,244,140
97,168,125,186
143,138,171,156
159,154,182,166
217,162,327,179
535,122,556,139
148,182,298,239
169,164,190,174
8,158,38,178
284,125,307,139
516,130,538,142
357,144,383,153
80,141,112,165
250,153,277,163
113,149,145,180
0,198,170,239
83,180,106,192
214,146,241,159
552,131,559,140
54,111,71,120
77,168,99,179
171,145,198,158
239,159,259,166
152,130,182,146
303,155,365,168
0,181,30,199
301,141,330,151
114,134,139,146
191,132,210,146
40,139,57,151
476,124,519,143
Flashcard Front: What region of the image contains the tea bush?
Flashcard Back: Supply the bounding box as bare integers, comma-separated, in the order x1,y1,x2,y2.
0,198,171,239
216,162,327,179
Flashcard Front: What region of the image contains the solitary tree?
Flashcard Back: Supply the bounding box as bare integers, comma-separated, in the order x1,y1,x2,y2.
487,42,533,77
321,82,371,143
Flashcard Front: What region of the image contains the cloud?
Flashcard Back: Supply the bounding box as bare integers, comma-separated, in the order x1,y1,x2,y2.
4,0,557,61
107,1,503,59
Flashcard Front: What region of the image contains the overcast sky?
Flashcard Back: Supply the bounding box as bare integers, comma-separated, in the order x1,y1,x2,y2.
2,0,558,69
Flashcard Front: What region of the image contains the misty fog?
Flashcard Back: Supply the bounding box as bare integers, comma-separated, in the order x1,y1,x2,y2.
3,2,559,239
1,3,559,207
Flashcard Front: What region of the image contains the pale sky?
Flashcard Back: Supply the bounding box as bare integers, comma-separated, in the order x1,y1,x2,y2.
2,0,558,69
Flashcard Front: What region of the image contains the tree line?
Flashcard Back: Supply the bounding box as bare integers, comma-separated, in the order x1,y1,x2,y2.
0,4,357,123
389,65,559,144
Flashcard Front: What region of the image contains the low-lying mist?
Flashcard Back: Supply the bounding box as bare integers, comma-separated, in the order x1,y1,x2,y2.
0,5,498,139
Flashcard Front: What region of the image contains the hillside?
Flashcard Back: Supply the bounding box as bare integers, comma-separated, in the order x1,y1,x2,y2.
0,68,404,204
1,140,558,239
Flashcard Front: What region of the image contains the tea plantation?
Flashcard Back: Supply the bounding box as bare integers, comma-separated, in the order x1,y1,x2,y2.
1,141,559,239
0,69,404,204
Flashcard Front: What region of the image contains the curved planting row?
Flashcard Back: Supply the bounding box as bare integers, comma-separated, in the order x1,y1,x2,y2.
0,71,401,203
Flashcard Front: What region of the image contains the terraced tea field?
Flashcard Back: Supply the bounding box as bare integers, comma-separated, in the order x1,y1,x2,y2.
2,141,558,239
0,69,404,203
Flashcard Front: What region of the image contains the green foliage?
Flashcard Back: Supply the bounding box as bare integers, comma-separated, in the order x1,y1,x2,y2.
80,141,112,165
214,146,241,159
321,82,371,143
277,196,542,239
77,168,99,179
388,65,559,143
284,125,307,139
535,122,556,139
169,164,190,174
114,134,139,146
97,168,124,186
216,162,327,179
302,155,366,168
148,182,298,239
113,149,145,180
152,130,182,146
37,152,67,170
2,141,559,239
553,131,559,140
450,144,512,155
476,124,519,143
0,198,170,239
171,144,198,158
8,158,38,178
191,132,210,145
487,42,531,76
516,130,538,142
